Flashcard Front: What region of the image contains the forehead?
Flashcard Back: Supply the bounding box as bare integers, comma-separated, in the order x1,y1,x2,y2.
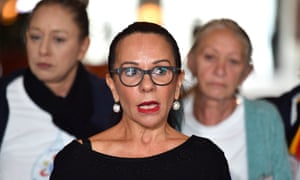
29,4,78,33
200,27,247,49
115,33,175,65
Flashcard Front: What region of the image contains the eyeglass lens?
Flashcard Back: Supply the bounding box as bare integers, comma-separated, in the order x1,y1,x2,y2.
119,66,176,86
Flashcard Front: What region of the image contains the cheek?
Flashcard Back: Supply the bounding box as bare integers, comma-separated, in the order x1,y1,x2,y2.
162,86,177,105
26,43,38,60
54,48,80,69
116,86,135,106
195,66,210,81
193,58,208,75
26,46,40,72
59,45,80,59
228,70,246,86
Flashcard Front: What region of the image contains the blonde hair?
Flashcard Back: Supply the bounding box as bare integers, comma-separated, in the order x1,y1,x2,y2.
190,18,253,64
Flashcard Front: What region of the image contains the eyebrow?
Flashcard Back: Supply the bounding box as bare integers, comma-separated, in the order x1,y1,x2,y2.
28,26,69,35
153,59,171,65
120,59,171,67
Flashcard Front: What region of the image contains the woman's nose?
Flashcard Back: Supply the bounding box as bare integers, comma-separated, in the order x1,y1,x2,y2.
214,61,226,77
39,38,50,56
139,73,155,92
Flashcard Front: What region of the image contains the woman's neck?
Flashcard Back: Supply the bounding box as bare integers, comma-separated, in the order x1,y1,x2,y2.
45,66,78,97
91,119,188,158
193,94,238,126
46,81,73,97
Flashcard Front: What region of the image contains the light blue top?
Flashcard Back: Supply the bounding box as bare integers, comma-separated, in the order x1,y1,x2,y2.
182,97,292,180
244,98,292,180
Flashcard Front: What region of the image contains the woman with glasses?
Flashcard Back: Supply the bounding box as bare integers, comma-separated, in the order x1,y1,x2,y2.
50,21,231,179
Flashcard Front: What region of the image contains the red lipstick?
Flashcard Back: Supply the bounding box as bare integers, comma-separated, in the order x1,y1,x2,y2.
137,101,160,113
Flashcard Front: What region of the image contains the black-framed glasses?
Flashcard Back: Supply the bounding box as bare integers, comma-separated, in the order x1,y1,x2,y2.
110,66,181,87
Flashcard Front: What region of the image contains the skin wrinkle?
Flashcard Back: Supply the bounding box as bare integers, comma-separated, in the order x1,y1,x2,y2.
187,27,252,126
91,32,185,158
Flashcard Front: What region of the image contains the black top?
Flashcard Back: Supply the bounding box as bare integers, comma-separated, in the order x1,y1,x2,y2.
50,135,231,180
264,84,300,145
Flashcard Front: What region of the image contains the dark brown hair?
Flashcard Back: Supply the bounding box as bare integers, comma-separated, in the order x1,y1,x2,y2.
108,21,182,75
28,0,89,40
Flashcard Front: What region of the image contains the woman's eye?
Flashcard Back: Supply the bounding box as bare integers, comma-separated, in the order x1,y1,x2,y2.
203,54,215,61
54,37,65,43
29,34,41,41
124,67,139,77
153,67,168,75
230,60,238,64
229,58,241,65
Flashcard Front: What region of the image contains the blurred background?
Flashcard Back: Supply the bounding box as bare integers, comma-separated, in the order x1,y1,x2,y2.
0,0,299,98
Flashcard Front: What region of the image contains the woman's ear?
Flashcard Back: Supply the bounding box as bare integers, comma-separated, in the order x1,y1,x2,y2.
240,64,253,84
187,52,196,76
105,73,119,102
175,70,185,99
77,37,90,61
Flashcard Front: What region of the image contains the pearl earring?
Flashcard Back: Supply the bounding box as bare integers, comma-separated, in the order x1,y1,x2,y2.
172,100,180,111
113,102,120,113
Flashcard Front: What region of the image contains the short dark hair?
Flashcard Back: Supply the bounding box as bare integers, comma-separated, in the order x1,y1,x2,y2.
108,21,183,130
108,21,182,76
